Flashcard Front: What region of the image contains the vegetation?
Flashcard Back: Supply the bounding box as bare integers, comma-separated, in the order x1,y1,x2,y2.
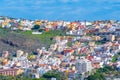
112,51,120,62
20,30,66,48
42,70,67,80
0,70,68,80
118,52,120,55
0,27,67,52
73,53,87,57
28,54,36,60
0,75,46,80
112,54,118,62
0,27,43,53
96,66,115,73
0,27,11,37
67,42,72,47
85,34,93,36
95,41,103,45
32,25,40,30
87,72,106,80
87,66,120,80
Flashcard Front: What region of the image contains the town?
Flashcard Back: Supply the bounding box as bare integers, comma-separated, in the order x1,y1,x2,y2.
0,16,120,80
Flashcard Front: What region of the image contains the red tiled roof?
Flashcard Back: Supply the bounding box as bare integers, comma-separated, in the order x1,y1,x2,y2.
63,49,74,54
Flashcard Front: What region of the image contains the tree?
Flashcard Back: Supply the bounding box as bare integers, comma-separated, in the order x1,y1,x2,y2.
112,54,118,62
32,25,40,30
67,42,72,47
31,78,46,80
38,29,44,32
28,54,36,60
42,70,67,80
117,52,120,55
87,73,106,80
0,75,46,80
87,75,96,80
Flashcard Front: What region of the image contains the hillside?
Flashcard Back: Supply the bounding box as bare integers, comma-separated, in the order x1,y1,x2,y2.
0,28,66,53
0,28,44,53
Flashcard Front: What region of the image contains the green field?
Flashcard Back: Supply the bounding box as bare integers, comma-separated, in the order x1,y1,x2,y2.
19,30,66,47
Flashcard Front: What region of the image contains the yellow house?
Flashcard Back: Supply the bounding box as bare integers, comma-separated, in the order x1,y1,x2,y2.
75,41,81,46
109,20,114,24
17,69,24,75
92,36,101,41
34,21,42,25
70,23,76,30
28,54,35,60
2,21,8,28
18,25,23,30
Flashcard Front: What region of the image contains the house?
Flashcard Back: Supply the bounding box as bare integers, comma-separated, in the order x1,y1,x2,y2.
76,57,93,74
32,32,42,34
89,42,95,47
92,60,101,69
106,34,115,42
68,71,76,79
16,50,24,57
31,73,40,78
2,59,9,66
63,49,74,56
0,68,23,76
115,28,120,36
51,78,56,80
2,51,9,58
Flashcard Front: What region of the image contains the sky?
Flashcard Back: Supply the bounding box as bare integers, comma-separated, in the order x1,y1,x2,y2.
0,0,120,21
